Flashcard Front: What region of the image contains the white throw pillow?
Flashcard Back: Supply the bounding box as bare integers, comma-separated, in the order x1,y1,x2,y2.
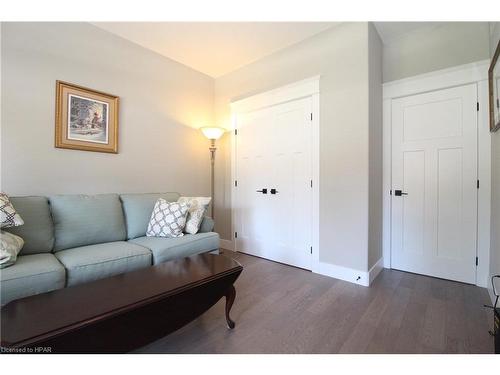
177,197,211,234
146,199,189,238
0,193,24,228
0,231,24,269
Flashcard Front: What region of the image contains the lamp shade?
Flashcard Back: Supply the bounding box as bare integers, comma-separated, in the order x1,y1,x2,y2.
201,127,225,140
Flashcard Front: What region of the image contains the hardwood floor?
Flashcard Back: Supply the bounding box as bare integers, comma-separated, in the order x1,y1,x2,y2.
135,251,494,354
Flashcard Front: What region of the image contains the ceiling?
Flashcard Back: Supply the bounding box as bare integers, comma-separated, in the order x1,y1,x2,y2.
93,22,461,77
92,22,338,77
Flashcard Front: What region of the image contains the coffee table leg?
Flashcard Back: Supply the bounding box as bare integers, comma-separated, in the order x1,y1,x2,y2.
225,285,236,329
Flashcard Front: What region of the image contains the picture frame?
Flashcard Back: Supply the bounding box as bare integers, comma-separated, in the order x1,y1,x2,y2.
55,80,119,153
489,39,500,132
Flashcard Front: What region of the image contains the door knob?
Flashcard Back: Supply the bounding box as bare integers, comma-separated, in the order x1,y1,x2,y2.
270,188,278,194
256,189,268,194
394,189,408,196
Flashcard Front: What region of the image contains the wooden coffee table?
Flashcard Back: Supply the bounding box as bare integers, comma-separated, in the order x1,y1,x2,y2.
0,253,242,353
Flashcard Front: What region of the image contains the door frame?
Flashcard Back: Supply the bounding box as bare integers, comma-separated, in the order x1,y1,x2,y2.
229,76,320,271
382,60,491,287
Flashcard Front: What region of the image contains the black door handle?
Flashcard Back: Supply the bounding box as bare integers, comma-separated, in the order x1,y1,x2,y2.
394,189,408,196
256,189,267,194
270,189,278,194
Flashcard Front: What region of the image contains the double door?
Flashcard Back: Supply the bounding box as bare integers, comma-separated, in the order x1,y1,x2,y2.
234,97,313,270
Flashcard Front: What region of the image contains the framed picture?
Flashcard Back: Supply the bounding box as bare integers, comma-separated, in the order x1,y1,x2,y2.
55,81,119,153
489,39,500,132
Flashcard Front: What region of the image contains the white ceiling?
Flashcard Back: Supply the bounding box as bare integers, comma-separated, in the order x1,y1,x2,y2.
92,22,338,77
93,22,461,77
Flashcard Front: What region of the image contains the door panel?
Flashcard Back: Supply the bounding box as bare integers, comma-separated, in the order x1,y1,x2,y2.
402,150,425,255
437,148,463,259
403,98,463,141
235,97,312,269
391,84,477,283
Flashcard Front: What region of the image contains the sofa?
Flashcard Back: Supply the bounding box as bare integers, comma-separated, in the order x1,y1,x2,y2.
0,192,219,305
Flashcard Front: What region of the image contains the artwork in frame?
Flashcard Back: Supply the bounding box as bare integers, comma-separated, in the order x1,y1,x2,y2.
489,39,500,132
55,81,119,153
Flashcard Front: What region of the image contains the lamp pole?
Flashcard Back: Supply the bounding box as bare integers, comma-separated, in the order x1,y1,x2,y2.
209,139,216,219
201,127,225,220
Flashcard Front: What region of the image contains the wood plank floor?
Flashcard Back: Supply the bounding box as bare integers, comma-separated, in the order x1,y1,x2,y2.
135,251,494,354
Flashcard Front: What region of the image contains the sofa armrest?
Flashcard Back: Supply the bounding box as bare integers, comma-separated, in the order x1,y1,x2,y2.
198,216,215,233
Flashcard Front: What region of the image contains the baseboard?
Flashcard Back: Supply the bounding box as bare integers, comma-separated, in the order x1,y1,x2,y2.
220,239,234,251
315,262,369,287
369,257,384,285
314,257,384,287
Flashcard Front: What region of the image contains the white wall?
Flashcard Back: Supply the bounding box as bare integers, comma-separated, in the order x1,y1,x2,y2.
215,23,381,273
1,23,214,197
490,22,500,298
0,23,2,191
383,22,490,82
368,23,384,269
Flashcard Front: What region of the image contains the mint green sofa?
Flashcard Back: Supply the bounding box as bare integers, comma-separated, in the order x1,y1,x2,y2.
0,193,219,305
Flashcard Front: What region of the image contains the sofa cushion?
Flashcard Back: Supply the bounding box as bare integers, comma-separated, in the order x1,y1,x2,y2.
0,193,24,228
129,232,219,264
120,193,180,240
146,200,189,238
177,196,211,234
3,196,54,254
0,253,65,305
50,194,127,251
0,231,24,269
199,216,215,233
54,241,152,286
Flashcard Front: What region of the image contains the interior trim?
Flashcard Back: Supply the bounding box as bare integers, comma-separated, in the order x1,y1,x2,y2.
230,75,320,113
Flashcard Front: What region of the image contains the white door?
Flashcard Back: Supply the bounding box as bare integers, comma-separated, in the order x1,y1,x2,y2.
234,97,313,270
391,84,478,284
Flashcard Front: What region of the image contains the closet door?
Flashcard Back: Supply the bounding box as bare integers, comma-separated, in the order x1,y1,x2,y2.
235,97,313,270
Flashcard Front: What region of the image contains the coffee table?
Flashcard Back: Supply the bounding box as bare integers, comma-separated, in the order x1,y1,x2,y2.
0,253,242,353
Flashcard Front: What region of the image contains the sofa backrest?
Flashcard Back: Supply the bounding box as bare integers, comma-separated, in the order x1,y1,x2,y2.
49,194,127,251
120,192,180,240
4,196,55,254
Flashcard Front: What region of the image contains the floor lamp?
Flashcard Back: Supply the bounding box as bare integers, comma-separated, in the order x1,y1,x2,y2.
201,127,225,219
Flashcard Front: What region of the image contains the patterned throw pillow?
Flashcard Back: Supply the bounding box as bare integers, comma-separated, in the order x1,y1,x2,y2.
146,199,189,238
0,193,24,228
0,231,24,269
177,197,211,234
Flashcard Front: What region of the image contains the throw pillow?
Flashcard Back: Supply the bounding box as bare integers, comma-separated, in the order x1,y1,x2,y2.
146,199,189,238
0,231,24,269
0,193,24,228
177,197,211,234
